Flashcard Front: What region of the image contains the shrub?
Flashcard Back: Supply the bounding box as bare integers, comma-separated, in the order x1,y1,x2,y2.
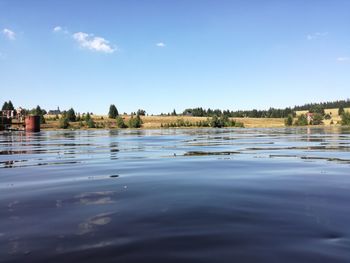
341,111,350,126
85,112,91,121
234,121,245,128
59,117,69,129
210,115,224,128
86,118,96,128
338,106,345,116
128,115,143,128
284,115,293,126
294,114,308,126
324,114,331,120
116,116,127,128
210,115,242,128
310,113,323,125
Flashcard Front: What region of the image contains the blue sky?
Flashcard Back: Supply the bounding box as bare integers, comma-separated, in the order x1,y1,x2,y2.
1,0,349,114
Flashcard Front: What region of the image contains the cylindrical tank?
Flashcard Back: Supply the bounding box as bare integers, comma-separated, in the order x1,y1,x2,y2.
25,115,41,132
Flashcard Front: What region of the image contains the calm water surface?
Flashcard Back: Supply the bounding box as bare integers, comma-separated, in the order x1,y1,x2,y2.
1,127,350,262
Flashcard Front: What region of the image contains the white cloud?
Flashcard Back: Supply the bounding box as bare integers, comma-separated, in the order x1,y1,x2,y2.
337,57,350,62
156,42,165,47
53,26,62,32
2,28,16,40
72,32,116,53
307,32,328,40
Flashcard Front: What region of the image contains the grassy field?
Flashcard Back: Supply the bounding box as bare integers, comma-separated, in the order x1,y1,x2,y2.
42,115,285,129
42,107,350,130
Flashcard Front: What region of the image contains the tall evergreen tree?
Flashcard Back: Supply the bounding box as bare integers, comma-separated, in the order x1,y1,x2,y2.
34,105,46,124
2,101,9,110
67,108,77,122
7,101,14,111
108,104,119,119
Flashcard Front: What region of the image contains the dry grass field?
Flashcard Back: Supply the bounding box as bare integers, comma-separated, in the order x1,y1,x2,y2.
42,107,350,130
42,115,285,129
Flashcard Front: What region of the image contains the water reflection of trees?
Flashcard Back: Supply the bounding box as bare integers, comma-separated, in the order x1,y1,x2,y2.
109,130,119,160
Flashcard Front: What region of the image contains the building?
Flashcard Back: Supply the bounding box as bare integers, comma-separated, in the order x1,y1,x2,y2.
48,107,61,115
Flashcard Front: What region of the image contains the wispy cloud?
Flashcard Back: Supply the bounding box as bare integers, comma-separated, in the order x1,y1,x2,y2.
53,26,62,32
72,32,116,53
337,57,350,62
2,28,16,40
307,32,328,40
53,26,69,34
156,42,166,47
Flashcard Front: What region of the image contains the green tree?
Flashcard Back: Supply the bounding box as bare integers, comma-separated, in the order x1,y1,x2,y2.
59,117,69,129
309,105,325,115
294,114,308,126
137,109,146,116
2,101,8,110
341,111,350,126
128,115,143,128
116,116,127,128
2,100,14,111
284,115,293,126
67,108,76,122
30,105,46,124
310,113,323,125
171,109,177,116
210,115,224,128
338,105,345,116
86,118,96,128
85,112,91,121
108,104,119,119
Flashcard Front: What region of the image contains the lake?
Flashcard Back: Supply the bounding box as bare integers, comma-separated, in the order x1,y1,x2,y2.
1,127,350,262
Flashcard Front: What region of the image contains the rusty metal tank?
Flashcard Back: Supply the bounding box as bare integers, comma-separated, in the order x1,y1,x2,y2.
25,115,41,132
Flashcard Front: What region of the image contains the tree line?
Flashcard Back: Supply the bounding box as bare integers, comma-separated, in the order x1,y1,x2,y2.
293,99,350,111
182,107,295,118
182,99,350,118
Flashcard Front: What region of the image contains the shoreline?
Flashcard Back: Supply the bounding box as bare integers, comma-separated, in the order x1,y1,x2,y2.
37,115,346,131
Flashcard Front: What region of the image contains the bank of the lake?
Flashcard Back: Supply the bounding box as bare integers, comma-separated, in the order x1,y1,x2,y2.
40,115,345,130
